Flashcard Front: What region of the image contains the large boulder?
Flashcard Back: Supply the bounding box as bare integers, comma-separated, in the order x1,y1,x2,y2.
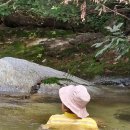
0,57,100,96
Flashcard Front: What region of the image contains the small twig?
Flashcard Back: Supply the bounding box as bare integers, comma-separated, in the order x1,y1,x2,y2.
103,4,130,21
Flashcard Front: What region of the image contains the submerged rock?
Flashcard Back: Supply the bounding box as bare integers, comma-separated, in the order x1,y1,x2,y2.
0,57,98,96
94,76,130,88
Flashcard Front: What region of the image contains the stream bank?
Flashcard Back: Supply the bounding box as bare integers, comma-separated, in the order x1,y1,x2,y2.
0,27,130,80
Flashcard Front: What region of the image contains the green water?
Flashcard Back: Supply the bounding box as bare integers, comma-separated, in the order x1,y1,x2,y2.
0,87,130,130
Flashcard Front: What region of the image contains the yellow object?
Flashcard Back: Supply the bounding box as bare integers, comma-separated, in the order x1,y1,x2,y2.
41,112,99,130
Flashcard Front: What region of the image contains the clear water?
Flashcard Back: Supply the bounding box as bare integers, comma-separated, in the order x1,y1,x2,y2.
0,87,130,130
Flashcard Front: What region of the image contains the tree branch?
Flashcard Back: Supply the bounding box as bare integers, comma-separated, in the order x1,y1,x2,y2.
99,3,130,21
0,0,13,7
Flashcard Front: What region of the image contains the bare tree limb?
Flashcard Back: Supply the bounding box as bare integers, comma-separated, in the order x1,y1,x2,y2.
0,0,13,7
97,2,130,21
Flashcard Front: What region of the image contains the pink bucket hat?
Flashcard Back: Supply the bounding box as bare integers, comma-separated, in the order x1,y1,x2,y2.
59,85,91,118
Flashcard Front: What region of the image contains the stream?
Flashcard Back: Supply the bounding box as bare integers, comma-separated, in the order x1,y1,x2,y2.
0,85,130,130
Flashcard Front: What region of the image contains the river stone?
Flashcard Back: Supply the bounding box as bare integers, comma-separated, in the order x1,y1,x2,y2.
38,80,78,97
38,84,61,97
38,80,102,98
0,57,95,96
93,76,130,87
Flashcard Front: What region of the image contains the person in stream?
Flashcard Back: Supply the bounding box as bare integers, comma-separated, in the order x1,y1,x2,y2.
40,85,99,130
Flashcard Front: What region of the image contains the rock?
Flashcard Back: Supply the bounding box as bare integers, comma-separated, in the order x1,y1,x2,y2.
38,79,78,97
38,84,61,97
0,57,98,96
69,33,103,46
41,38,73,56
25,33,103,57
93,76,130,88
38,79,102,98
35,33,103,57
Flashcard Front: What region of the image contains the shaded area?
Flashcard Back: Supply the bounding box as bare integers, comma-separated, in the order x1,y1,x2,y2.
114,108,130,122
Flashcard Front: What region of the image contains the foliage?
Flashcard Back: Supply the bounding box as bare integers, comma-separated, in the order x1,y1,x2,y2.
0,0,81,25
64,0,130,20
0,0,130,61
42,77,61,84
93,23,130,60
0,0,130,19
86,13,110,31
49,4,81,25
0,41,44,63
42,77,70,84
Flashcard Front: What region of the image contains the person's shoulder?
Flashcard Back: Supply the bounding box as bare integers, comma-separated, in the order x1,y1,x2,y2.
48,114,65,120
50,114,64,118
83,117,97,122
81,117,98,129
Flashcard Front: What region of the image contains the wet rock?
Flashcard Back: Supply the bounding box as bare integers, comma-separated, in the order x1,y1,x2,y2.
38,79,78,97
38,84,61,97
93,76,130,88
30,84,41,94
38,80,102,99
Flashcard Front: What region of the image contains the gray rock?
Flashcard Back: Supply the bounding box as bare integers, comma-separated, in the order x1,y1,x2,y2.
38,80,77,97
38,84,61,97
38,78,102,98
0,57,97,96
93,76,130,88
28,33,103,57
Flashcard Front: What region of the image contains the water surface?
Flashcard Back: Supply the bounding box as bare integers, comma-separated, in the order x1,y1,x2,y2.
0,86,130,130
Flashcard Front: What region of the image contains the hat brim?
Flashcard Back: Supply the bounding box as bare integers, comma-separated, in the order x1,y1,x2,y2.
59,85,89,118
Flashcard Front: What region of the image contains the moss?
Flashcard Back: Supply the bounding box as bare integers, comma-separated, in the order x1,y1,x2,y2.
0,28,73,41
44,29,73,38
79,59,104,78
1,39,130,79
44,54,105,79
42,77,70,84
105,61,130,76
44,51,130,79
0,41,44,63
60,48,78,57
